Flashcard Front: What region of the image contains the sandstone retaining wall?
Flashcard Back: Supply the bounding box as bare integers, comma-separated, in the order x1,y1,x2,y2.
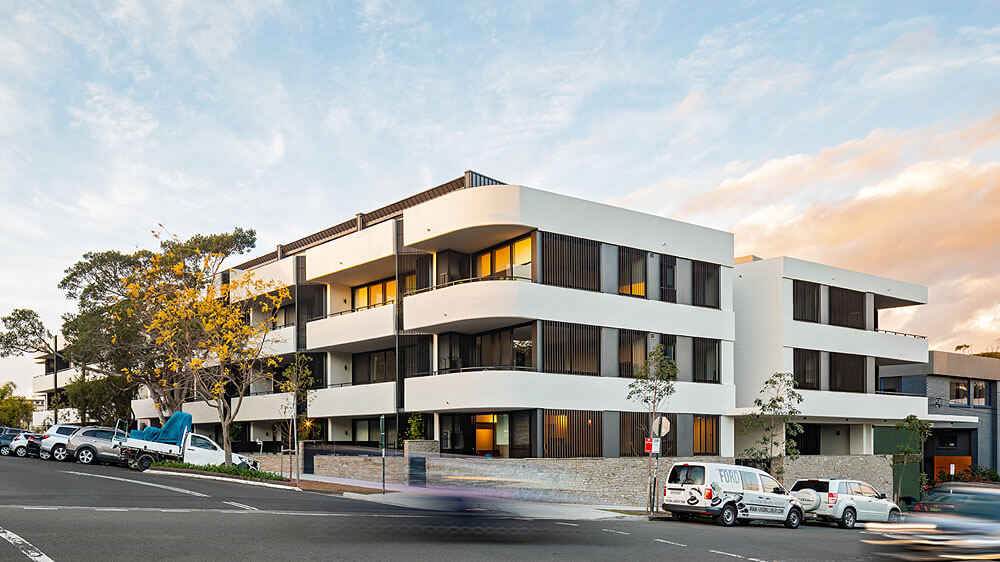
783,455,894,495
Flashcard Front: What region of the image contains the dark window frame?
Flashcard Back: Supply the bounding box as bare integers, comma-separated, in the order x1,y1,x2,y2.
692,261,721,309
829,352,866,393
660,255,677,303
693,338,721,384
618,247,647,298
793,280,820,323
793,348,820,390
829,287,866,330
618,329,648,378
692,414,720,455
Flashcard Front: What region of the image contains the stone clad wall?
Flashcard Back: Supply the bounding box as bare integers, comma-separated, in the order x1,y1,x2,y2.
783,455,894,495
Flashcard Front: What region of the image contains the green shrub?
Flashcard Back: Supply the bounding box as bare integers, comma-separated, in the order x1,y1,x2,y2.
152,460,287,481
935,465,1000,485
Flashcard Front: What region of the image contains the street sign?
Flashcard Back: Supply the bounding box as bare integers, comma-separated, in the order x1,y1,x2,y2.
653,416,671,437
644,437,662,453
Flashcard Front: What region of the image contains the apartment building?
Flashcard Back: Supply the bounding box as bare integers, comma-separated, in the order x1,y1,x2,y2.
732,256,973,456
878,351,1000,474
31,351,84,428
135,171,737,458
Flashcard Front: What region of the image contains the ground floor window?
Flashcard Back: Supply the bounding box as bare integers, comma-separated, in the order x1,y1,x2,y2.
543,409,602,458
692,414,719,455
440,411,532,458
620,411,676,456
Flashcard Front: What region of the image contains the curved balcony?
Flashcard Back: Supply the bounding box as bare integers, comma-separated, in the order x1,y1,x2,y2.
308,382,395,418
403,278,733,341
306,304,395,352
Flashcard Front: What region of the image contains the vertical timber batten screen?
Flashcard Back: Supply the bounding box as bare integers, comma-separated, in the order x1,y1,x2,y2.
620,411,677,457
540,232,600,292
693,414,720,455
542,321,600,376
543,409,603,458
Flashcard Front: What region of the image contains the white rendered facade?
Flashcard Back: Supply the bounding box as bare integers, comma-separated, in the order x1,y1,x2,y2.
732,256,971,455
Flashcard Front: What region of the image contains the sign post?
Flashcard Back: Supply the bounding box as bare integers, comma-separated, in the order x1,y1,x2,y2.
380,414,386,494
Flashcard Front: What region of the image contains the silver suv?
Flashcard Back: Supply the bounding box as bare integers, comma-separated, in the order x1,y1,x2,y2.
66,426,119,465
39,424,82,461
791,478,901,528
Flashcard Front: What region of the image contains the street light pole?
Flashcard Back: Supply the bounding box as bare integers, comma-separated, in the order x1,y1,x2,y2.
52,335,58,425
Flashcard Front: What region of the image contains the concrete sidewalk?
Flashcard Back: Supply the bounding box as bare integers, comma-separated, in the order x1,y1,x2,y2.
277,471,644,520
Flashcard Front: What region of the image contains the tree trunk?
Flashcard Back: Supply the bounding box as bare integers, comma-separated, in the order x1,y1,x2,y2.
221,417,233,467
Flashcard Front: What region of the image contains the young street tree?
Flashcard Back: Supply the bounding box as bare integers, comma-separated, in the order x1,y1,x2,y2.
740,371,804,478
127,243,289,466
894,414,932,502
626,343,678,513
0,382,33,428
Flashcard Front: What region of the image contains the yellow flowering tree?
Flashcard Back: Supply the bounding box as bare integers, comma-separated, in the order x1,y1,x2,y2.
126,240,290,466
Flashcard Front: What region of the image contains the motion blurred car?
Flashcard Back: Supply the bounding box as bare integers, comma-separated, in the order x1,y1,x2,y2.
864,483,1000,559
10,432,43,457
66,426,120,465
39,424,81,461
0,427,26,456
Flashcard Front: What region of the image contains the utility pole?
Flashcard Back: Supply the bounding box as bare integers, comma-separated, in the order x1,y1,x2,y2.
292,392,299,485
380,414,386,494
52,335,58,425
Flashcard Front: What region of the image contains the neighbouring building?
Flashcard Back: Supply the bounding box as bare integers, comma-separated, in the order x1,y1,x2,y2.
31,351,83,429
879,351,1000,476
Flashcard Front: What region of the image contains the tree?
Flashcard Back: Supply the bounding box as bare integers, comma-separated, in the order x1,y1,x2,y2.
0,382,33,428
626,343,678,513
126,242,289,466
740,372,804,478
894,414,932,502
62,374,137,427
954,344,971,354
276,354,317,476
407,413,425,440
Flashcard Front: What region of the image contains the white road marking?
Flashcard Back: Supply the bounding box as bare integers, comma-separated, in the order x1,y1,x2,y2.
62,470,210,497
223,501,258,511
0,526,55,562
555,522,579,527
95,508,128,512
21,507,56,511
601,528,630,535
709,550,744,559
159,509,192,513
654,538,687,547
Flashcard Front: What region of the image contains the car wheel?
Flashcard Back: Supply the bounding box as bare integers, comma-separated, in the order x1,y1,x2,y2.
136,454,155,471
52,445,68,462
887,509,901,524
39,450,51,460
716,504,737,527
784,508,802,529
0,445,9,456
838,507,857,529
77,448,96,465
15,447,26,457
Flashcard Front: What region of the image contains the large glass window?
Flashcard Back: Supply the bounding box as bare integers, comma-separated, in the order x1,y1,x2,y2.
438,324,534,373
352,349,396,385
793,349,820,390
693,415,719,455
659,334,677,363
618,247,646,297
351,278,395,310
619,330,647,378
692,261,720,308
829,287,866,329
693,338,720,383
542,321,600,376
950,380,969,405
475,235,533,279
793,280,820,322
829,352,866,393
660,255,677,303
973,380,990,407
543,409,602,458
541,232,600,292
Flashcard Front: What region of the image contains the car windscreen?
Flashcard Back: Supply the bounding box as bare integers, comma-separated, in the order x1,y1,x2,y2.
668,465,705,485
791,481,829,493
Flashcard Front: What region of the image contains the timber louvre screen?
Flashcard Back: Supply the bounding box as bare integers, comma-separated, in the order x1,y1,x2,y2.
543,409,602,458
542,321,600,376
540,232,600,292
620,411,677,456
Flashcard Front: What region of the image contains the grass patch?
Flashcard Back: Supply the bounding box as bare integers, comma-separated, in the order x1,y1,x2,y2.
152,461,288,481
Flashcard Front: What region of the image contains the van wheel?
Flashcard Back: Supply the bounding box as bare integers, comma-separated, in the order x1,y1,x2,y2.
716,504,737,527
838,507,856,529
136,455,155,471
887,509,901,524
784,507,802,529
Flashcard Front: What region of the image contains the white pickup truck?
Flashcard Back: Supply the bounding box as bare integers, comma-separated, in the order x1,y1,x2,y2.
113,413,260,472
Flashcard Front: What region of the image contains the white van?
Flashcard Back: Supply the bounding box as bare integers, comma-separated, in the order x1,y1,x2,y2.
661,462,804,528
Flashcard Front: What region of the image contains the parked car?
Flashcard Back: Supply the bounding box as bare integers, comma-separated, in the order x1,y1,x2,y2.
10,432,43,457
661,462,804,528
0,427,26,455
66,426,120,465
790,478,901,528
39,424,82,461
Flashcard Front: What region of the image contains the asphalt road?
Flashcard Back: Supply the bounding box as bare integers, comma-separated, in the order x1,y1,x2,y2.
0,455,886,561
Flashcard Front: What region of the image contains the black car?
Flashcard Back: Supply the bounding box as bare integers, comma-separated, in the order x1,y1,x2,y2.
0,427,27,456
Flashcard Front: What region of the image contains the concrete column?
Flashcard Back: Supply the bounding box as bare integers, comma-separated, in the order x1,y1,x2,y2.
820,285,830,324
433,413,441,441
431,334,439,375
647,333,661,357
601,327,619,377
646,253,660,301
676,258,693,305
820,351,830,391
675,336,694,382
849,424,874,454
720,416,735,457
532,231,542,283
603,411,621,458
866,356,876,393
533,409,544,458
535,320,544,372
865,292,875,330
600,243,618,294
676,414,694,457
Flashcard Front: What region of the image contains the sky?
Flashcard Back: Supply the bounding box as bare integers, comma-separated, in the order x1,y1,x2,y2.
2,1,999,396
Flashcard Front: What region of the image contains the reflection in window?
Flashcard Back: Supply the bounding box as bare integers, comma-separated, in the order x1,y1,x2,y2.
475,235,533,279
693,415,719,455
438,323,534,373
950,380,969,405
973,380,990,406
351,278,396,310
692,261,720,308
618,247,646,297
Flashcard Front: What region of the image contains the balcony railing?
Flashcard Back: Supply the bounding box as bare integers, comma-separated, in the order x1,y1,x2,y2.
405,274,535,297
877,329,927,339
314,300,395,320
